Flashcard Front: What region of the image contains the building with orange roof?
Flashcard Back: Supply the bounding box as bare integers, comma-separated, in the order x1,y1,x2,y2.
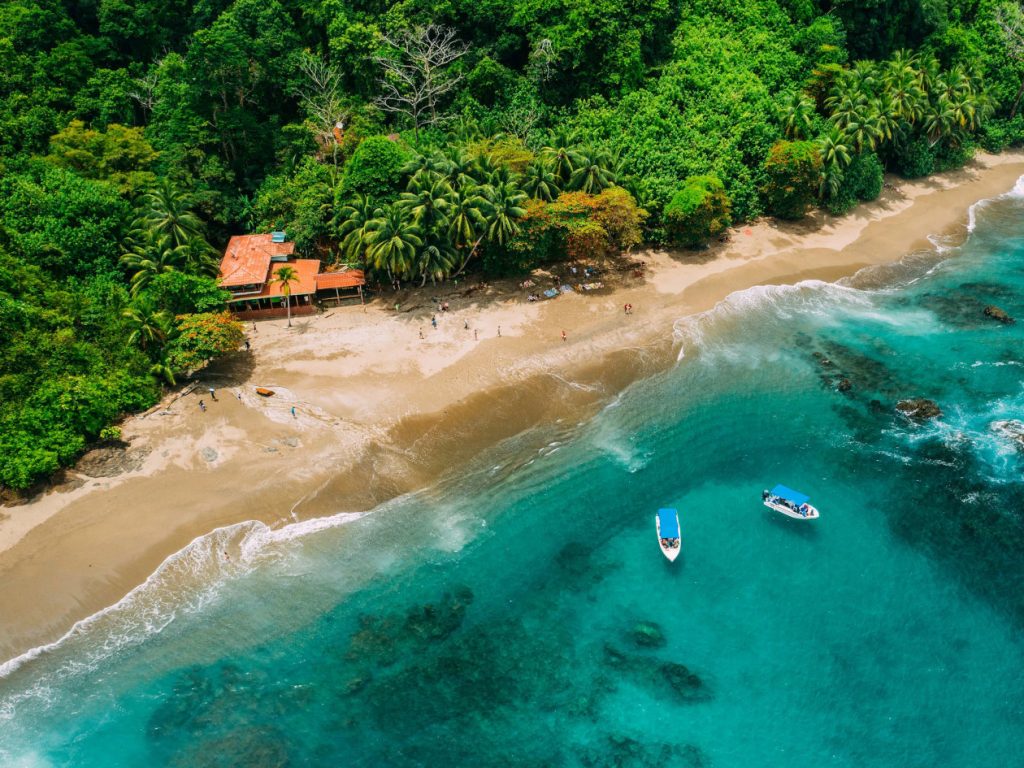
218,232,366,319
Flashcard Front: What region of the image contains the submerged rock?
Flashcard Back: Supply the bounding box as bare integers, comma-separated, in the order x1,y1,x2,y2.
991,420,1024,449
896,398,942,420
983,305,1014,324
631,621,666,649
837,378,852,393
659,661,710,703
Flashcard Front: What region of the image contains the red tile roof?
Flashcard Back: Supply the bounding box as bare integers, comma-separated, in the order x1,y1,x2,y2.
219,234,296,287
316,270,366,290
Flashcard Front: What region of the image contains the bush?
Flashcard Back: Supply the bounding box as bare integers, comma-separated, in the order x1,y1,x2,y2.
762,140,822,220
934,140,975,172
893,137,935,178
825,152,883,216
663,175,732,248
977,117,1024,153
341,136,411,200
165,312,245,374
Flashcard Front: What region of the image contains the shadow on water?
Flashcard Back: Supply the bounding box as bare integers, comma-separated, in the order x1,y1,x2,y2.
762,512,821,540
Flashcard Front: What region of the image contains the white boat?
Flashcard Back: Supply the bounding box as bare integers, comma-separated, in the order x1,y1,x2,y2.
656,508,681,561
762,484,819,520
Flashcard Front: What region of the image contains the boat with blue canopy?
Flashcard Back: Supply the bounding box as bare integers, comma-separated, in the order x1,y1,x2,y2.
655,508,681,561
762,484,819,519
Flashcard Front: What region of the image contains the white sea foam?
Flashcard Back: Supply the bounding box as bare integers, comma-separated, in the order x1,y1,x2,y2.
0,508,372,692
673,280,873,361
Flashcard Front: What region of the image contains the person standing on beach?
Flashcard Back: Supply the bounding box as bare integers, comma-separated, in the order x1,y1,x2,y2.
464,319,469,330
291,406,297,419
244,339,251,351
474,329,478,340
199,400,206,412
419,328,424,339
561,330,567,342
497,325,501,337
431,315,438,329
209,387,217,401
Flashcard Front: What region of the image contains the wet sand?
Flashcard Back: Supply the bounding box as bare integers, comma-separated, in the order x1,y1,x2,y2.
1,151,1022,666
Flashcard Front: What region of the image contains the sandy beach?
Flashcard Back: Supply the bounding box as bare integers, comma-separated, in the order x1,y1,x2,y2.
1,151,1022,667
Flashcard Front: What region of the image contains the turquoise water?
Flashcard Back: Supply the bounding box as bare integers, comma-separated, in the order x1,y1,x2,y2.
3,183,1024,766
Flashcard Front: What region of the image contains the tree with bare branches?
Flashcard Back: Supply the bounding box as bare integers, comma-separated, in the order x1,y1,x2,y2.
374,25,470,143
997,2,1024,117
296,53,350,163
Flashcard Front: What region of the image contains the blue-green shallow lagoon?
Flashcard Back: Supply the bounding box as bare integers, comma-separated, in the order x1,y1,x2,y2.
3,184,1024,766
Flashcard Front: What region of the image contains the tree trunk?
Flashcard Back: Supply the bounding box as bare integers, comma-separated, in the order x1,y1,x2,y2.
1011,75,1024,119
285,293,292,327
451,236,485,278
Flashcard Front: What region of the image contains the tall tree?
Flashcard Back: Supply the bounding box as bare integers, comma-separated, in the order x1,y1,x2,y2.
366,205,423,279
374,25,470,142
271,265,299,327
997,2,1024,118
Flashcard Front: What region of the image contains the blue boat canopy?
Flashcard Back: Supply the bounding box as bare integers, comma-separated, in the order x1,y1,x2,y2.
658,508,679,538
771,484,810,506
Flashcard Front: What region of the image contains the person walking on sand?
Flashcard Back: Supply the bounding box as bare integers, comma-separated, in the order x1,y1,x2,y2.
419,328,424,339
464,319,469,330
561,330,567,342
474,329,478,341
209,387,217,401
497,325,501,337
199,400,206,412
431,315,438,329
291,406,297,419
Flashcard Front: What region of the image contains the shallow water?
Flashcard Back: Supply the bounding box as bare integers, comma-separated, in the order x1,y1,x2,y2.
3,184,1024,766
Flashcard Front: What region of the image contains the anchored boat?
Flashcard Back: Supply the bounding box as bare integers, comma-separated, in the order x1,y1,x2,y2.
762,485,819,519
656,508,681,561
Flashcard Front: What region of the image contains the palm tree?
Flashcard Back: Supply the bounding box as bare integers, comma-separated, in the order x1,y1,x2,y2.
569,148,616,193
123,303,171,352
882,57,925,123
271,265,299,327
365,205,423,280
817,127,853,198
417,240,458,285
483,182,527,246
520,160,560,201
399,176,453,235
120,230,188,296
134,178,207,250
780,93,815,139
334,194,377,265
447,185,490,276
149,356,176,386
923,96,957,146
540,129,585,185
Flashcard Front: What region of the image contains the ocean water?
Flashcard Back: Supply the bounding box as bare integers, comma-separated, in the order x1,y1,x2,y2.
3,183,1024,767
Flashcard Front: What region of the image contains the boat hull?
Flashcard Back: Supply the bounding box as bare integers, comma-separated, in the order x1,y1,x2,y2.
655,513,681,561
764,501,819,520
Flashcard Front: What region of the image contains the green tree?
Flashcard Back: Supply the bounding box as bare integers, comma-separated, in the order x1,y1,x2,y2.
165,312,245,373
271,265,299,328
122,303,171,353
483,182,528,246
664,176,732,248
366,205,423,279
342,136,411,200
763,140,823,220
521,161,560,201
780,93,816,139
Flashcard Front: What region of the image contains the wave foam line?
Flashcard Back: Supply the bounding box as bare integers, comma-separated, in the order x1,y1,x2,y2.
673,279,871,361
0,509,370,687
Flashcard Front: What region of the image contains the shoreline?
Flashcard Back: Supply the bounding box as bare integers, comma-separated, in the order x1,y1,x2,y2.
1,151,1023,669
